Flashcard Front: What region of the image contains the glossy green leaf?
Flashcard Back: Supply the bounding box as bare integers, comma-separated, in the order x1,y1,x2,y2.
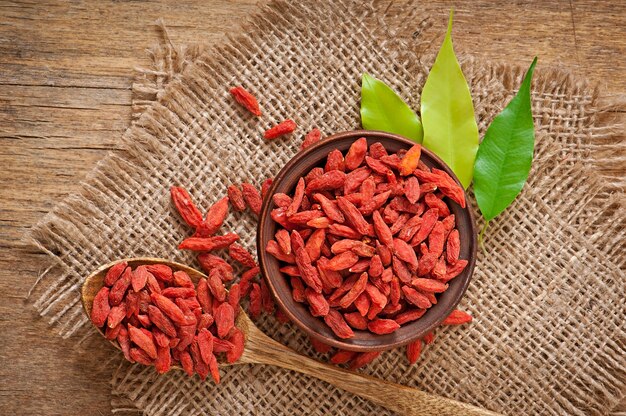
360,73,423,143
421,10,479,188
474,57,538,222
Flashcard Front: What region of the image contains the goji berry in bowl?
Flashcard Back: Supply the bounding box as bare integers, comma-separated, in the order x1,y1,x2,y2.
257,130,477,352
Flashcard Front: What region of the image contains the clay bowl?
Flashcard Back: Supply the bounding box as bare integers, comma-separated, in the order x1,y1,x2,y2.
257,130,477,352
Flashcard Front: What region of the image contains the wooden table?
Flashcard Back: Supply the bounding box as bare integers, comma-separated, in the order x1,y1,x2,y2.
1,1,623,414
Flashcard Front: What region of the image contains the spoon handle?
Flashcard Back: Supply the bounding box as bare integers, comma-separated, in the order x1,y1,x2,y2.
241,325,500,416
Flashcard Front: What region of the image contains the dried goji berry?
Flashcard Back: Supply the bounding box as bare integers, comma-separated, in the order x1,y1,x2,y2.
305,171,346,194
441,259,468,281
249,283,262,319
325,149,345,172
146,264,173,283
305,228,326,262
344,311,368,330
241,183,263,215
195,196,229,237
226,328,245,363
411,278,448,293
207,269,227,302
239,266,260,296
129,348,153,365
227,185,247,212
348,351,381,370
261,178,273,200
179,233,240,251
266,239,296,263
171,186,203,228
179,350,194,376
446,229,460,265
91,286,111,327
109,267,132,306
395,308,426,325
301,127,322,150
406,339,422,364
260,279,275,314
344,137,367,171
128,324,157,359
305,288,330,317
151,293,187,325
399,144,421,176
264,119,297,140
368,318,400,334
324,309,354,339
442,309,473,325
230,86,261,116
330,349,357,364
228,243,256,268
103,261,128,287
402,286,431,309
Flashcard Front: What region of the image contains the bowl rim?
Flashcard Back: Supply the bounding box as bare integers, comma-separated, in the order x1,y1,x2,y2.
257,129,477,352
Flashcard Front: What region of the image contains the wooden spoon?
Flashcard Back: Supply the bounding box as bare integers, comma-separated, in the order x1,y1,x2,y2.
82,258,500,416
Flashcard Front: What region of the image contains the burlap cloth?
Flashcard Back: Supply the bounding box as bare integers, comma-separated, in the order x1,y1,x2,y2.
26,1,625,415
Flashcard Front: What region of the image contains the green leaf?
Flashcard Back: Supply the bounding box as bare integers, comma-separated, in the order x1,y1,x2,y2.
360,73,423,143
474,57,538,222
421,10,479,189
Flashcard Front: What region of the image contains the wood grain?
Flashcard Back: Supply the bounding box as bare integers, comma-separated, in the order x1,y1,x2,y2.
0,1,624,415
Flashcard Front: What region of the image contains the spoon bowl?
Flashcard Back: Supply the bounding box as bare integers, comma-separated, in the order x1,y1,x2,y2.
81,258,498,416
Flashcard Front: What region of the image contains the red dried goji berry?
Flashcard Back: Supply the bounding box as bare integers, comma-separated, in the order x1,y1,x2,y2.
348,351,381,370
239,266,260,296
171,186,203,228
442,309,473,325
324,309,354,339
151,293,187,325
344,137,367,171
230,86,261,116
344,311,368,330
179,233,240,251
305,288,330,317
330,349,357,364
103,261,128,287
195,196,229,237
128,324,157,359
109,266,132,306
301,127,322,150
91,286,111,327
325,149,345,172
208,269,227,302
264,119,297,140
249,283,262,319
228,243,256,268
406,339,422,364
367,318,400,334
226,328,245,363
261,178,273,199
241,183,263,215
395,308,426,325
227,185,246,212
399,144,421,176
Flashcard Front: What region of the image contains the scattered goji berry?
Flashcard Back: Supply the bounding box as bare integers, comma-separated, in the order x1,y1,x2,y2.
230,86,262,116
264,119,297,140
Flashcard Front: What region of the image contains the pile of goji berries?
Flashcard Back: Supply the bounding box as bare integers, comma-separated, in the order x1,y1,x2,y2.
90,260,244,383
266,139,471,344
92,86,474,379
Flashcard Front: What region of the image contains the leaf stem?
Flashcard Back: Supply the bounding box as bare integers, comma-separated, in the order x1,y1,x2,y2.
478,220,489,254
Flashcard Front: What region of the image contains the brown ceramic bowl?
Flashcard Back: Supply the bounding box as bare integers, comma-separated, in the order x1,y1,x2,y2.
257,130,477,352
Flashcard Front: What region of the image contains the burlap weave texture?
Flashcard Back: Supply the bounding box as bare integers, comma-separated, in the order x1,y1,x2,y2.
28,1,624,415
